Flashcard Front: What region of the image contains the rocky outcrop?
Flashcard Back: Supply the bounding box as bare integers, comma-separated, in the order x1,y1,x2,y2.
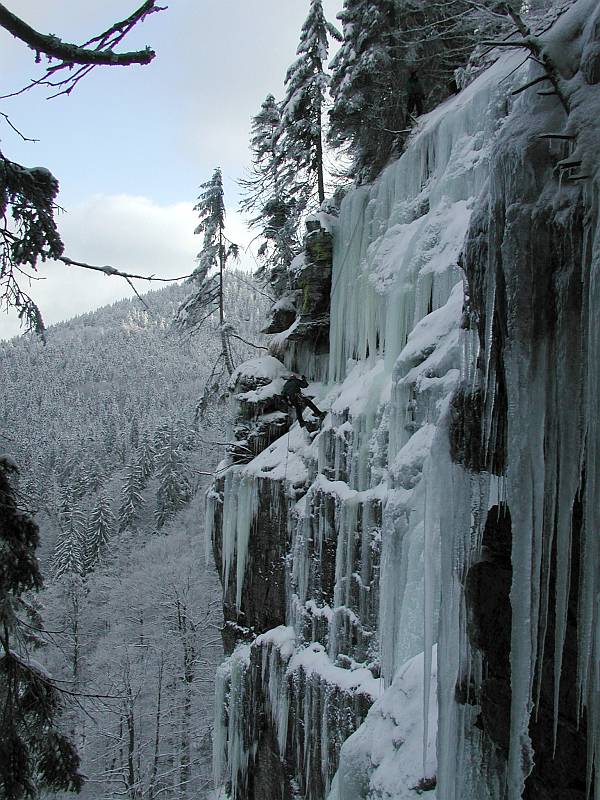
261,215,334,357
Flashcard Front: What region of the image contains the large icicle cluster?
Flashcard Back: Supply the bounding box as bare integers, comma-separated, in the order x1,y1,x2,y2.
210,2,600,797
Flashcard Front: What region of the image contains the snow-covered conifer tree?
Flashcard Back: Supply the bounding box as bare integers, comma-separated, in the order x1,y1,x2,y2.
84,493,115,571
138,432,156,487
240,94,303,271
154,427,191,529
118,462,144,532
328,0,403,180
176,168,239,376
52,505,86,579
0,457,83,796
328,0,493,181
281,0,340,205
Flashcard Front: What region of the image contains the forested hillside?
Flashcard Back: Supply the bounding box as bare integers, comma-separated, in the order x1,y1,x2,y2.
0,273,266,799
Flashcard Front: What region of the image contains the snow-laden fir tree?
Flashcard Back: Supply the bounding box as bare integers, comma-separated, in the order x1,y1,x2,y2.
154,426,191,529
84,493,115,572
240,94,303,273
176,168,239,376
118,462,144,533
52,505,86,579
137,432,156,487
281,0,341,206
328,0,507,182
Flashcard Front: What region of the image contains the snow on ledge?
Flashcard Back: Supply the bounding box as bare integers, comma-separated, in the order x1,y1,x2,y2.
287,642,382,702
328,647,438,800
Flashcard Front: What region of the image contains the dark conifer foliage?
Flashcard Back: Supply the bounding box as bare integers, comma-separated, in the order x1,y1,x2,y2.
0,161,63,336
0,457,83,799
328,0,405,181
327,0,499,182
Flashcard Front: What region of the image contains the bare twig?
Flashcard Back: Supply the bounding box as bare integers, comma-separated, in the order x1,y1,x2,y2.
231,267,274,302
511,73,552,96
229,332,267,351
0,112,38,141
124,276,150,310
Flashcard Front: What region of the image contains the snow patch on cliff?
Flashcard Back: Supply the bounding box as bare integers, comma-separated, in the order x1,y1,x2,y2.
328,648,438,800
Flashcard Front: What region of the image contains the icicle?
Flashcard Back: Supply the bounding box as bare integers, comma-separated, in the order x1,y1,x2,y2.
221,470,259,611
504,341,547,799
581,206,600,799
213,645,252,799
422,431,443,778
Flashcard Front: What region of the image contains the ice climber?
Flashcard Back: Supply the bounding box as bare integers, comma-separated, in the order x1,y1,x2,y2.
406,68,425,121
281,374,326,428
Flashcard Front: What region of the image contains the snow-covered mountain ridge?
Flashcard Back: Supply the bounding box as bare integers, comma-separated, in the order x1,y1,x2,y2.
209,3,600,798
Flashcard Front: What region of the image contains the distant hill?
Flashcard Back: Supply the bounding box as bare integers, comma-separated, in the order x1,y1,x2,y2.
0,273,267,563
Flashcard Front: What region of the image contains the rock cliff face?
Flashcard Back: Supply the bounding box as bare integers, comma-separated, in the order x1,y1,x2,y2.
209,3,599,798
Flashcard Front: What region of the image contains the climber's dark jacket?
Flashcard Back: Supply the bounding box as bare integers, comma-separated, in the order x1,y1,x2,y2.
281,375,325,428
282,375,309,399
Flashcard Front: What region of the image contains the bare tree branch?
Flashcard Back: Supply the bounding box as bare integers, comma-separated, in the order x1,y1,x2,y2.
228,332,268,351
124,275,150,310
58,256,192,283
0,2,162,66
0,111,38,141
0,1,166,98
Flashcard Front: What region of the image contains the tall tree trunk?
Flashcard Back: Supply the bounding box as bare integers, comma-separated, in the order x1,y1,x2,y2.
122,664,137,800
218,226,234,375
148,659,164,800
316,124,325,205
316,78,325,205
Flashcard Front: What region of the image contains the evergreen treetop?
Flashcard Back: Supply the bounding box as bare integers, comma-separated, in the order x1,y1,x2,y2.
328,0,403,181
281,0,340,205
176,169,239,376
241,95,303,273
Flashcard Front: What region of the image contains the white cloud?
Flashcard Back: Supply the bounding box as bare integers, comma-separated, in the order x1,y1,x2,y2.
0,193,255,341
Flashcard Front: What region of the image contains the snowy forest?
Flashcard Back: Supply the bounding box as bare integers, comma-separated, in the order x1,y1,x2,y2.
1,0,600,800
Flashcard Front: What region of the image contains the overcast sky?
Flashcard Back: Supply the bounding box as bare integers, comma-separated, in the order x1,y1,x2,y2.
0,0,341,339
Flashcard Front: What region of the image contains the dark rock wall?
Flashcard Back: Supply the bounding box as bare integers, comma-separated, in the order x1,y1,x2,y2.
212,475,288,655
